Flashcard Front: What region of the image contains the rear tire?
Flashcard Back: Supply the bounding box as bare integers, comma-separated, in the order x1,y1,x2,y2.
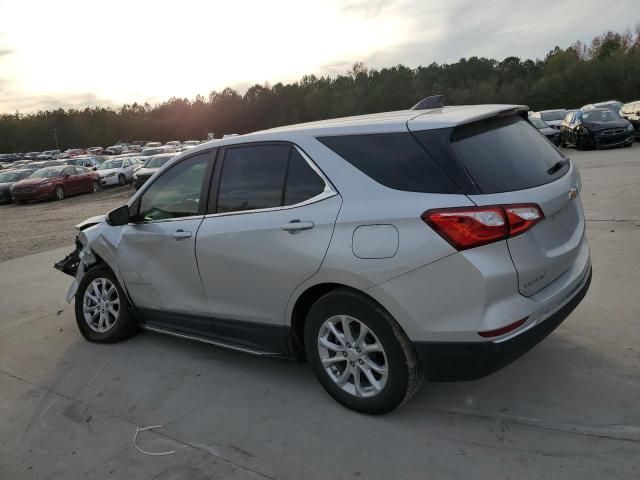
75,266,138,343
304,288,423,414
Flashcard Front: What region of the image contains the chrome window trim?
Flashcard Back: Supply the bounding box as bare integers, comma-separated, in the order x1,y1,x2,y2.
128,214,205,226
205,144,338,219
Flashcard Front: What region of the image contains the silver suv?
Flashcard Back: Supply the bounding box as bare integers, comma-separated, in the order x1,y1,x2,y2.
57,103,592,414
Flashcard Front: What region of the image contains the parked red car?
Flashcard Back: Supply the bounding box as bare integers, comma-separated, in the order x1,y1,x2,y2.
11,166,99,203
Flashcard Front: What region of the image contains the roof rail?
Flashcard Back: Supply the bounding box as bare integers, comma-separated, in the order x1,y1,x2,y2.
410,95,444,110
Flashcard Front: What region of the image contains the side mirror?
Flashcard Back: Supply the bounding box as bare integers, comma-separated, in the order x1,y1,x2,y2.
106,205,130,226
63,173,70,179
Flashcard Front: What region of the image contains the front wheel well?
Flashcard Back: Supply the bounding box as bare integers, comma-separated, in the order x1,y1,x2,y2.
289,283,390,362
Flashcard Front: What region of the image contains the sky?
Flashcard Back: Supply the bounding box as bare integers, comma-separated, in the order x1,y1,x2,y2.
0,0,637,113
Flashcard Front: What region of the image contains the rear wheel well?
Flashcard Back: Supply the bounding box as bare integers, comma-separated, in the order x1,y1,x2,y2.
290,283,388,362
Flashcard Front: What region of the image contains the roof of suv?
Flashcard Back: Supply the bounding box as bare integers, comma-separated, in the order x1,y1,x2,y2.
186,105,527,156
263,104,526,134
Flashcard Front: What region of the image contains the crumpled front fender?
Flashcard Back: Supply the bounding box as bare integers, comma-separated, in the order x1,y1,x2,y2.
65,222,129,303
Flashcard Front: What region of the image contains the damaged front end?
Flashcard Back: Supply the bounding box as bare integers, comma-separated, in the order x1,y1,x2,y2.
54,216,105,302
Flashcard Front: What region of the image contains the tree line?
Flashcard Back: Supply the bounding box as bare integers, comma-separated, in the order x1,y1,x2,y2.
1,27,640,153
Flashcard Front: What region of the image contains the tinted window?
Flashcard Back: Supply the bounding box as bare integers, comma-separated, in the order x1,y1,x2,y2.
217,145,289,213
64,167,76,175
317,133,458,193
139,153,209,221
284,149,325,205
449,116,567,193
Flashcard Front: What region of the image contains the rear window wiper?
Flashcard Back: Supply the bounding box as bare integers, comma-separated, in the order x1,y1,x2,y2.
547,158,570,175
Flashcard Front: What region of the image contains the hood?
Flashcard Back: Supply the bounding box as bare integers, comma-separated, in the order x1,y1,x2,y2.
544,119,563,126
540,127,557,136
97,168,120,177
13,177,57,187
76,215,106,231
583,119,630,130
0,182,15,189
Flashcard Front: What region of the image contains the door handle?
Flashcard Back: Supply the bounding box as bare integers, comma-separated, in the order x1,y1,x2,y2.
170,229,192,240
280,220,314,233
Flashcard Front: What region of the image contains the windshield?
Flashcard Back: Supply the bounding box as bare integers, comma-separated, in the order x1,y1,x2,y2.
583,109,621,122
30,167,64,179
145,156,172,168
98,160,123,170
530,117,549,129
0,172,23,182
540,111,566,121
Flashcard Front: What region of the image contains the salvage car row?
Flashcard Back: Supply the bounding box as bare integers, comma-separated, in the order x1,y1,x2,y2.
529,99,639,149
0,151,178,204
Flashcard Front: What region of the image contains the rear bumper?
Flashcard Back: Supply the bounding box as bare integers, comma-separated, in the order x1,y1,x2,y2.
414,266,592,381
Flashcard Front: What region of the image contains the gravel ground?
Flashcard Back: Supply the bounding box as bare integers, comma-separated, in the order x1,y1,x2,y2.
0,185,133,262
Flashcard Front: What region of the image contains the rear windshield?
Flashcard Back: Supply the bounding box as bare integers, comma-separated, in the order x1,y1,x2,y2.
448,116,568,193
317,132,459,193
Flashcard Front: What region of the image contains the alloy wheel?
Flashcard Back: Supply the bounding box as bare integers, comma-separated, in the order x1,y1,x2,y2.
55,186,64,200
82,278,120,333
317,315,389,398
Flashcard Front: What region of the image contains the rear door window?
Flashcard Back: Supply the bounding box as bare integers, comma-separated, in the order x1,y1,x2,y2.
446,116,568,193
214,144,329,213
317,133,459,193
216,144,290,213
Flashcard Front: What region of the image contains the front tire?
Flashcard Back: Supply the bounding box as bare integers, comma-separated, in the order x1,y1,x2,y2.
54,185,65,201
92,181,99,193
304,288,423,414
118,174,126,186
75,266,138,342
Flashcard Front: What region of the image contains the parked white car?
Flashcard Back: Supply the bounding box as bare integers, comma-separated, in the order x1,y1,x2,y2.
96,157,136,186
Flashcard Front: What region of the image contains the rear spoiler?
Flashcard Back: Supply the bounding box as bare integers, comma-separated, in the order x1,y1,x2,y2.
407,104,530,131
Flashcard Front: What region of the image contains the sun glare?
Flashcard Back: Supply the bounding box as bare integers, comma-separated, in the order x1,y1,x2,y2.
0,0,409,110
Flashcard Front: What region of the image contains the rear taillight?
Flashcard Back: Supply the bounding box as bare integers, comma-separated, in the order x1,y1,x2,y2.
422,204,543,250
